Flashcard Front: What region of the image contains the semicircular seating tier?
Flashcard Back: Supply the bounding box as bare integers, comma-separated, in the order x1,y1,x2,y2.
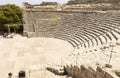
24,11,120,49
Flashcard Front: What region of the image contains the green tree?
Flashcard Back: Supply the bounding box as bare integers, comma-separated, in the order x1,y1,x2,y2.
0,4,23,32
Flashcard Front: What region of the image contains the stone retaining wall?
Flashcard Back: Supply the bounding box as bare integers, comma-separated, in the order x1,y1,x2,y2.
64,65,115,78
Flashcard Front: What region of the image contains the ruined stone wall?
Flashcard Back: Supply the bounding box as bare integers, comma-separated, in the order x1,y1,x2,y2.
64,65,117,78
46,64,119,78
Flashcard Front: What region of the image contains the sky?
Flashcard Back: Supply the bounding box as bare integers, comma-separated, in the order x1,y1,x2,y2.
0,0,69,7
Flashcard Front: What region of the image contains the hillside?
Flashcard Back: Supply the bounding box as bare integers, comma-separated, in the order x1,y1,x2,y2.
67,0,120,4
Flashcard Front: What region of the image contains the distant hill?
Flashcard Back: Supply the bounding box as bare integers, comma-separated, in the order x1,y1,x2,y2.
67,0,120,4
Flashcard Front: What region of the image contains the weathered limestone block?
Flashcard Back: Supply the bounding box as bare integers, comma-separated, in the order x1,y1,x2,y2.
104,72,113,78
69,65,74,76
96,66,105,78
65,65,115,78
65,65,71,76
115,70,120,77
66,65,74,76
86,66,96,78
72,66,81,78
81,65,87,71
96,66,114,78
80,65,88,78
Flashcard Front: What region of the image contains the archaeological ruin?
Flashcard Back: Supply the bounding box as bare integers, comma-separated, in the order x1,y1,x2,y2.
15,0,120,78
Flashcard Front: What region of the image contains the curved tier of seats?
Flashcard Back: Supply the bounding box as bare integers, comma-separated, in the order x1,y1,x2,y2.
55,26,111,48
24,11,120,50
75,27,108,44
76,30,101,46
55,13,120,48
74,34,94,48
54,34,79,47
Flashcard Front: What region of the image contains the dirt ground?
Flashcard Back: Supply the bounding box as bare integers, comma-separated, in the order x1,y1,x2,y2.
0,35,74,78
1,34,120,78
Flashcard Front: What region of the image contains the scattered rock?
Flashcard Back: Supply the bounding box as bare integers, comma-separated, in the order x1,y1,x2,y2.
105,64,112,68
96,62,100,66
